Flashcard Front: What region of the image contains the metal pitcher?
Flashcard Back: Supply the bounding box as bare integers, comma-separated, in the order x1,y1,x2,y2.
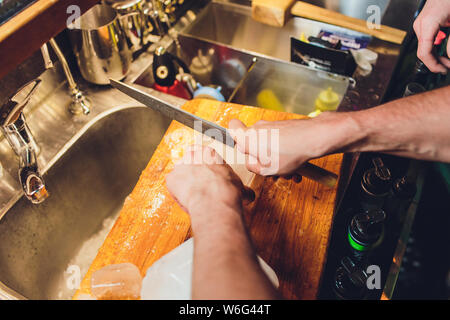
68,4,136,85
105,0,158,53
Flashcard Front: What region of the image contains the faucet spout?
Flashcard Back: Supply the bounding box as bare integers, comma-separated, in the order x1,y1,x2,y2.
18,148,49,204
0,79,49,204
47,38,91,115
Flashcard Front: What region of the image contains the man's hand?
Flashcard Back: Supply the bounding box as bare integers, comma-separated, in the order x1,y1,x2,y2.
166,145,278,300
228,112,353,177
413,0,450,73
166,145,254,229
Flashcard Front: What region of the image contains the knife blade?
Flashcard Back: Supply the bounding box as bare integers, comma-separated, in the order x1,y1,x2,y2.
110,79,236,148
110,79,338,188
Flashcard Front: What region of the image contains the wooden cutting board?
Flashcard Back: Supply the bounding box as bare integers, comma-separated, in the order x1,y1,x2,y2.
73,99,343,300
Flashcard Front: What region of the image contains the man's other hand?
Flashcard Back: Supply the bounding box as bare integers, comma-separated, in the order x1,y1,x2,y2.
413,0,450,73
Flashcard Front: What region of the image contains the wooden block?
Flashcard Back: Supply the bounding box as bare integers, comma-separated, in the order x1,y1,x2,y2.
73,99,343,300
291,1,406,45
252,0,296,27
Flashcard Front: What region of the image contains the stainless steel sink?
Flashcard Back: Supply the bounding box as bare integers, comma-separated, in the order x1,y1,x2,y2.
133,1,352,115
0,105,171,299
182,1,379,62
0,0,417,301
135,34,350,116
0,0,355,300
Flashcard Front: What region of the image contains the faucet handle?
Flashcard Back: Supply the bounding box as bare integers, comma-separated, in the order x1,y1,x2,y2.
0,79,41,127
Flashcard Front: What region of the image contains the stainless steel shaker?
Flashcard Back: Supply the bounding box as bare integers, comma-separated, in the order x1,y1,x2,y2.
68,4,134,85
105,0,156,53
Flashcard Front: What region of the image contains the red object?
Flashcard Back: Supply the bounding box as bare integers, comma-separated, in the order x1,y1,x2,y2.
434,30,447,45
152,80,192,100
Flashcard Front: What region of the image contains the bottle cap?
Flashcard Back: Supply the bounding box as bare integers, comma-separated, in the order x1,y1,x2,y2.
361,157,392,196
348,209,386,250
333,257,368,299
315,87,340,111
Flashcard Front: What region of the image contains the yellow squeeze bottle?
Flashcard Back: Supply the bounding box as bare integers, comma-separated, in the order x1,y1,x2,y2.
315,87,340,112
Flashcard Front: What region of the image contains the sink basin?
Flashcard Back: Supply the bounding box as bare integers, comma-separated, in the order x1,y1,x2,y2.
0,106,171,299
182,1,384,62
134,1,352,116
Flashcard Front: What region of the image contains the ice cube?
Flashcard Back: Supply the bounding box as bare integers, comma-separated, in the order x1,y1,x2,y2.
91,262,142,300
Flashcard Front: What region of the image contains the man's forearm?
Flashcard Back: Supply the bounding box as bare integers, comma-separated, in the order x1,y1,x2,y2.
190,202,278,300
331,86,450,162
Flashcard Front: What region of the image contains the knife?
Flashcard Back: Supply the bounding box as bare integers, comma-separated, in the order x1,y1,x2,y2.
110,79,338,188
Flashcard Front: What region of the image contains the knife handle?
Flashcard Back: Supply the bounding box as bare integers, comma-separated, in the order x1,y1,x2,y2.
295,162,338,188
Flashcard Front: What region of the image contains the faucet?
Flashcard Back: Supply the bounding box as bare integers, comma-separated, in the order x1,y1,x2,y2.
0,79,49,204
41,39,91,115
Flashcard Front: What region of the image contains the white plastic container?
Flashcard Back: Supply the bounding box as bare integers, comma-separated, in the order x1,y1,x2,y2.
141,238,279,300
